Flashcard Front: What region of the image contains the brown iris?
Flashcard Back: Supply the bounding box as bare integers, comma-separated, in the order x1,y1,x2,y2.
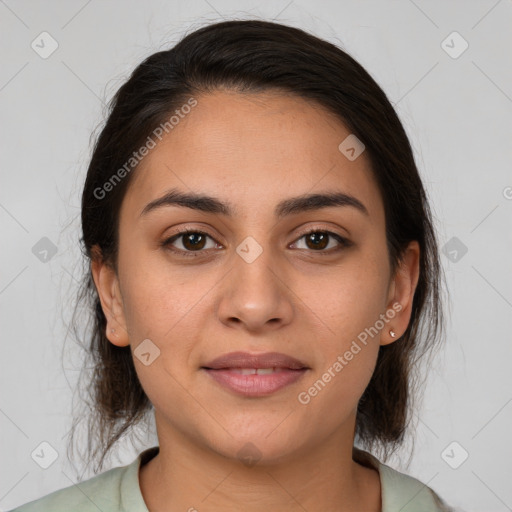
304,232,329,250
182,232,207,251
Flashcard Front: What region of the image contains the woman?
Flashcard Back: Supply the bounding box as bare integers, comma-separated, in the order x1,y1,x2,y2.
10,19,453,512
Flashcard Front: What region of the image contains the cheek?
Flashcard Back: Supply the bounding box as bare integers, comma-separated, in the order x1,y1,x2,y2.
304,250,390,344
121,275,203,351
294,250,388,403
117,249,217,393
305,350,379,433
118,264,206,411
117,238,200,338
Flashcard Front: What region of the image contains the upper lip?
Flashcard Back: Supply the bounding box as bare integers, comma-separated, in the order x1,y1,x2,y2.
202,351,309,370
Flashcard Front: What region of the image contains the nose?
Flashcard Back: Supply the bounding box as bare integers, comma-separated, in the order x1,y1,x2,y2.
216,243,294,333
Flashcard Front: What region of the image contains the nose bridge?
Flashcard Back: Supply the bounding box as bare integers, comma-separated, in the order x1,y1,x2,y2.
216,235,294,330
235,235,277,287
233,235,282,302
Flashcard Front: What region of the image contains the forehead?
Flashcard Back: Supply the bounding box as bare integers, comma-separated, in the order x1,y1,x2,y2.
121,90,384,224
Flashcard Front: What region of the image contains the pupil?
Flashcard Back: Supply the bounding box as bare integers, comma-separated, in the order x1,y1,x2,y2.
307,232,328,250
184,233,205,250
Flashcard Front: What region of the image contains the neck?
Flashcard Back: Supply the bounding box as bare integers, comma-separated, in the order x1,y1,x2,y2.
139,418,381,511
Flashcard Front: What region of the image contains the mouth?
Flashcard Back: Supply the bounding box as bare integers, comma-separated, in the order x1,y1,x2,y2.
201,351,310,397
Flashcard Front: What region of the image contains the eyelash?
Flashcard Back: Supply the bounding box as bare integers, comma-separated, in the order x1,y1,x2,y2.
161,227,352,258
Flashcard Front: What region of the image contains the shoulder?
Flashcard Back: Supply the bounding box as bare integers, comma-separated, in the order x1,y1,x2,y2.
7,465,129,512
377,461,454,511
353,448,455,512
6,450,151,512
7,467,122,512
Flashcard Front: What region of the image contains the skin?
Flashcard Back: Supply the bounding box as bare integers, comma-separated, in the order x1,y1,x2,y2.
92,90,420,511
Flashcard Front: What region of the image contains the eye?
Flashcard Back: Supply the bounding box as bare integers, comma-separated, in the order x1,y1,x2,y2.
291,228,352,254
162,229,221,257
162,227,352,258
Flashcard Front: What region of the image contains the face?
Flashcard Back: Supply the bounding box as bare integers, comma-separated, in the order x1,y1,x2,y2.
93,90,419,464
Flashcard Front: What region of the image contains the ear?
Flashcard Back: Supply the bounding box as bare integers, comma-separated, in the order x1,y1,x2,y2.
90,245,130,347
381,240,420,346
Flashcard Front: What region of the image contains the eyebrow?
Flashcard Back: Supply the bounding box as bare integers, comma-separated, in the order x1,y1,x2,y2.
139,187,369,219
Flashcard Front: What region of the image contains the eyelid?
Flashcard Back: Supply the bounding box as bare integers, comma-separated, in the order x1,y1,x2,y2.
290,225,353,253
293,224,350,242
164,227,222,255
162,224,352,257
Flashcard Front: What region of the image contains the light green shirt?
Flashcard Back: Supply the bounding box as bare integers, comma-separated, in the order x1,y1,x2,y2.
8,446,453,511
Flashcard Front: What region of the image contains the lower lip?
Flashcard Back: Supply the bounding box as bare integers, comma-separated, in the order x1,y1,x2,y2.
202,368,308,397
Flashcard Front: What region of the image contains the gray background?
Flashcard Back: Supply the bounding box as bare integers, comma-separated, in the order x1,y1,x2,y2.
1,1,511,511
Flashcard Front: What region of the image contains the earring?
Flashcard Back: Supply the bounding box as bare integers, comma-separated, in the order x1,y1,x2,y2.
110,328,115,334
389,329,397,338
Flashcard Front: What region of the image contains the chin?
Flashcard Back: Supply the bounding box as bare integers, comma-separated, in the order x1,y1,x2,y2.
205,424,305,467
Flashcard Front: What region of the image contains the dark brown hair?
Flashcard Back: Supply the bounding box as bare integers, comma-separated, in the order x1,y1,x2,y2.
69,18,445,474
